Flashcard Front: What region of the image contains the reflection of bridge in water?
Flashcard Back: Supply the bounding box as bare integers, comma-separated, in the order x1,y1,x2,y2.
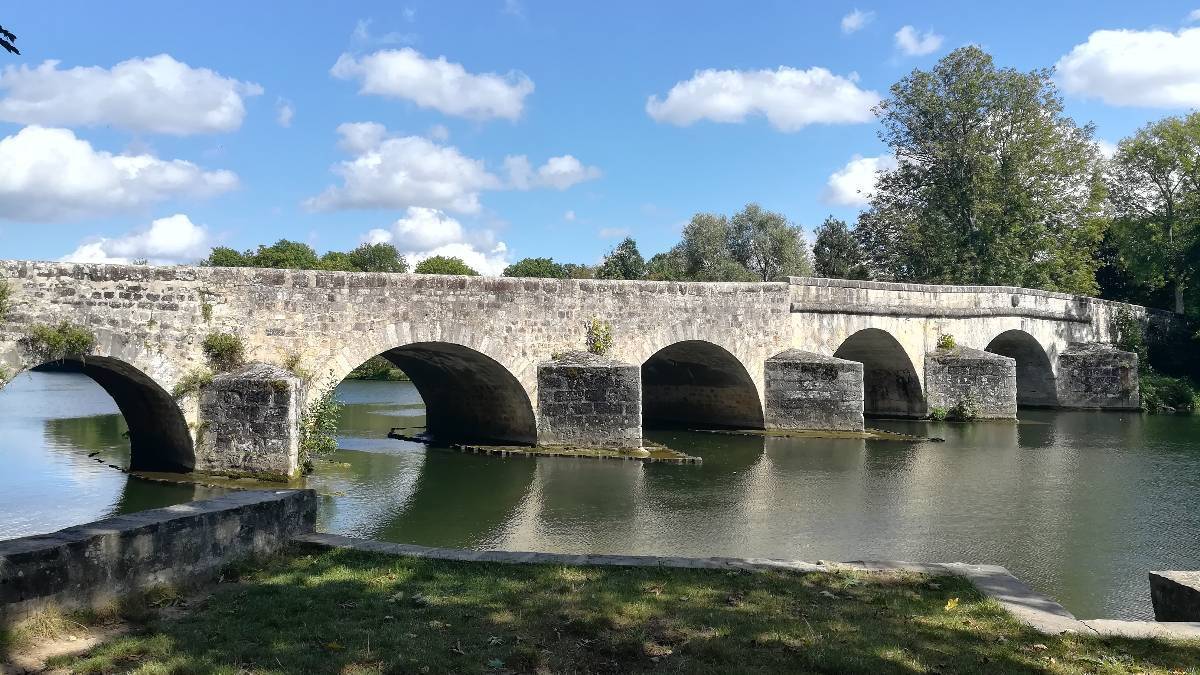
0,261,1154,479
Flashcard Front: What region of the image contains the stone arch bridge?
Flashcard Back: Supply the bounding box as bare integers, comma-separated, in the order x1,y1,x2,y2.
0,261,1146,480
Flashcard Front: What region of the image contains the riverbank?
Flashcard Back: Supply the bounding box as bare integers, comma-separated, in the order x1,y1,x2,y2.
12,544,1196,674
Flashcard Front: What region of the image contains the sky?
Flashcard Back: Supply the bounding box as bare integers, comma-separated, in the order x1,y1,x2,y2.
0,1,1198,274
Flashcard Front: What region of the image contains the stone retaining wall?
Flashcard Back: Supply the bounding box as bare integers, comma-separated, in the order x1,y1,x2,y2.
0,490,316,621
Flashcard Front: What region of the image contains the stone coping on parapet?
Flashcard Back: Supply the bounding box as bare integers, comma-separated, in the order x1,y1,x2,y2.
293,532,1200,641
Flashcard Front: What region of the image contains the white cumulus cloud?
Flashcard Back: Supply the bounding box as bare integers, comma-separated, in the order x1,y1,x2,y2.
307,123,501,214
276,98,294,127
1055,27,1200,107
841,9,874,34
504,154,601,190
0,126,237,222
823,154,898,207
61,214,211,264
646,66,879,132
894,26,944,56
363,206,510,275
331,48,534,120
0,55,262,135
308,123,600,213
1187,9,1200,23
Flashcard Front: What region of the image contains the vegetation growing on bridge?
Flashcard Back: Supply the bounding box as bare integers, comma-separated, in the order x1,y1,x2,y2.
41,546,1200,674
585,317,613,356
20,321,97,364
201,332,245,372
171,368,213,399
0,279,11,322
936,333,957,350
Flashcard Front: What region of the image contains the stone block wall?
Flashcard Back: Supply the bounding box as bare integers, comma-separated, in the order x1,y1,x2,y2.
197,363,302,479
537,351,641,448
1056,343,1139,409
764,350,864,431
925,347,1017,419
0,490,316,622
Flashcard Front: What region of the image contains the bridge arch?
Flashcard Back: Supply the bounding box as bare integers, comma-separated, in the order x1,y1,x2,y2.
985,329,1058,407
641,340,764,429
6,357,194,472
337,342,537,445
833,328,925,418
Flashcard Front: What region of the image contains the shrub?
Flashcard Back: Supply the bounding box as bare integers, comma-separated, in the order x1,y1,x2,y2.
936,333,956,350
21,322,97,363
172,369,213,399
1112,307,1147,368
201,332,244,371
948,394,980,421
585,318,613,356
300,386,342,472
928,406,949,421
0,279,11,321
1141,372,1198,414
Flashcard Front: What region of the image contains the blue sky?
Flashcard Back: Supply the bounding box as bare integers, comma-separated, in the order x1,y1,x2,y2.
1,1,1198,273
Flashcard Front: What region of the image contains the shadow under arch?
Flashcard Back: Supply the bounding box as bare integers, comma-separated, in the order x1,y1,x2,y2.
833,328,925,418
373,342,537,445
986,330,1058,407
30,358,193,471
641,340,764,429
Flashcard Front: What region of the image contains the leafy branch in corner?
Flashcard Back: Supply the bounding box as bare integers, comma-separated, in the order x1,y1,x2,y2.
0,25,18,55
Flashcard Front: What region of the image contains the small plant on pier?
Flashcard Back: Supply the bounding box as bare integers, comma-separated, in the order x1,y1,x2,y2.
936,333,957,350
928,406,949,421
171,368,213,399
0,279,11,322
947,394,980,421
299,384,342,473
201,332,244,371
21,321,97,363
585,318,613,356
282,351,313,381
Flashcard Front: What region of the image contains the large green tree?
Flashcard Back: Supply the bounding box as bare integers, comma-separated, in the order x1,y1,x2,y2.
202,246,250,267
729,203,811,281
813,216,868,279
596,237,646,280
1107,112,1200,315
667,213,755,282
503,257,566,278
414,255,479,276
247,240,321,269
854,46,1106,294
347,243,408,273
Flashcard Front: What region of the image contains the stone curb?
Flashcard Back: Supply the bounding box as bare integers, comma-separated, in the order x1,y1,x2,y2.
290,533,1191,639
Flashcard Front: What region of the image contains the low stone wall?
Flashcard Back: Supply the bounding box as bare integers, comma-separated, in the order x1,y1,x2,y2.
764,350,864,431
0,490,316,621
925,347,1017,419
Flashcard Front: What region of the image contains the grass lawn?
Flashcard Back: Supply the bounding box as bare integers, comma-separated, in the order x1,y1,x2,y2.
34,545,1200,674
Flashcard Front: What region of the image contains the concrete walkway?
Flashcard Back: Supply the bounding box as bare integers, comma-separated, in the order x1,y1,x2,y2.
293,533,1200,640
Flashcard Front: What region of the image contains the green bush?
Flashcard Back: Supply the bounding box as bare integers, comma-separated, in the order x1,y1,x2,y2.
201,332,244,371
936,333,956,350
172,369,213,399
948,394,980,421
585,318,613,356
928,406,949,421
21,322,97,363
1141,372,1198,414
346,355,409,381
1112,307,1147,368
300,387,343,473
0,279,11,322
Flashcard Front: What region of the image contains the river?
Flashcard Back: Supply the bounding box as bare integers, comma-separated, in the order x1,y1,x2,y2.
2,370,1198,620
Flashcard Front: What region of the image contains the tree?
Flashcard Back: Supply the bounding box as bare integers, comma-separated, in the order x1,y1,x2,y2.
414,255,479,276
669,213,755,281
503,257,566,278
644,250,687,281
596,238,646,280
561,263,596,279
855,46,1106,294
729,203,812,281
248,240,321,269
203,247,250,267
347,242,407,273
813,216,868,279
318,251,357,271
0,25,18,55
1107,112,1200,314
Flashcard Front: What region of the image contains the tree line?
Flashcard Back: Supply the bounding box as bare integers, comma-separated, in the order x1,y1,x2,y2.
202,241,478,276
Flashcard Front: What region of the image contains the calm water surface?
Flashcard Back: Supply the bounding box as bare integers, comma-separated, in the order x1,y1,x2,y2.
2,371,1199,620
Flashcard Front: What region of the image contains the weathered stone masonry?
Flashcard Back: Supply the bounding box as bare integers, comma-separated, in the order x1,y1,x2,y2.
0,261,1148,479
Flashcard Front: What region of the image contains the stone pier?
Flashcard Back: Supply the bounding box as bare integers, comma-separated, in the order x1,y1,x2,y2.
924,347,1017,419
764,350,864,432
196,363,303,480
1056,343,1140,409
536,351,642,449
